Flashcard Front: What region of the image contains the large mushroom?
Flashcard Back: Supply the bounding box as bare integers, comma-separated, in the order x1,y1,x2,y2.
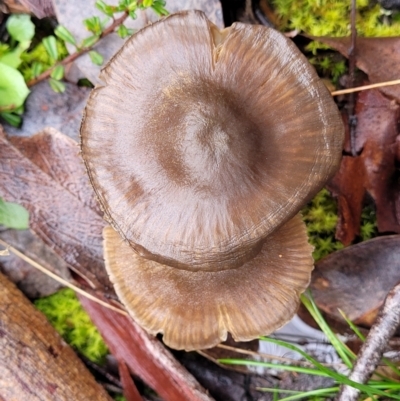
81,10,344,351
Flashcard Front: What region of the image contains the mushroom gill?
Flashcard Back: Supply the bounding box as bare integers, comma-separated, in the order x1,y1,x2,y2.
81,10,344,350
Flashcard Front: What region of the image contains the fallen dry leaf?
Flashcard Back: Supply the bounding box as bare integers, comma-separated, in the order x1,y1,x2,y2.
117,360,143,401
9,127,101,215
3,0,54,18
79,295,214,401
0,271,112,401
311,235,400,326
0,126,214,401
309,36,400,102
0,127,110,290
328,87,400,243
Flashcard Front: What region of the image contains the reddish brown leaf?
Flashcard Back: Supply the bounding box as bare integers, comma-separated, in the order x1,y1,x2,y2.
9,128,101,216
0,271,112,400
328,87,400,243
117,360,143,401
311,235,400,326
79,296,214,401
328,112,365,244
309,36,400,102
0,128,110,289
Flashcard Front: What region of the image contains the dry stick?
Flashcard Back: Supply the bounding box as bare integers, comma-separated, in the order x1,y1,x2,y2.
0,238,128,316
26,11,129,88
337,283,400,401
331,79,400,96
347,0,358,157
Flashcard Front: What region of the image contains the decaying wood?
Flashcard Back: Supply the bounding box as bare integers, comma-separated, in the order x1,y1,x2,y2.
0,271,112,401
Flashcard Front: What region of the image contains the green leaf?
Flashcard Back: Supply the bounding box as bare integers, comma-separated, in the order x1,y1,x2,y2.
128,0,138,10
50,65,65,80
0,112,21,127
0,198,29,229
89,50,104,66
142,0,153,7
128,10,137,19
42,36,58,61
81,35,100,49
0,62,29,108
96,0,114,16
6,14,35,43
117,24,129,39
32,61,44,78
0,48,22,68
151,1,168,16
55,26,76,45
84,16,102,35
49,78,66,93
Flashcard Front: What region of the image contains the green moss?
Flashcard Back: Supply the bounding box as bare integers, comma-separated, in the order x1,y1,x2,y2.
114,396,127,401
302,189,378,261
34,288,108,363
309,55,347,83
302,188,344,261
273,0,400,40
360,204,378,241
272,0,400,77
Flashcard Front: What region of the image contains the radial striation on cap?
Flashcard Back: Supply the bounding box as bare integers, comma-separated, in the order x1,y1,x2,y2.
103,214,314,351
81,10,344,271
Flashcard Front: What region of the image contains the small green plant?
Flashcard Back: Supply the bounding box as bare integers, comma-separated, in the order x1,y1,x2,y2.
219,294,400,401
0,0,168,126
35,288,109,363
0,14,34,126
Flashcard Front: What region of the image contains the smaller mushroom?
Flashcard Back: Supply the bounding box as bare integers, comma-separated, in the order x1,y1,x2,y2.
81,10,344,350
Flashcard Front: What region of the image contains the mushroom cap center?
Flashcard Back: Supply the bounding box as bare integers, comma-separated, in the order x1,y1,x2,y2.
146,77,266,197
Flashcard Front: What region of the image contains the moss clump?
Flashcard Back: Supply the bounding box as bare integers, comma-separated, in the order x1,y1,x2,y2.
272,0,400,81
34,288,108,363
359,204,378,241
302,189,378,261
302,189,344,261
272,0,400,47
114,396,127,401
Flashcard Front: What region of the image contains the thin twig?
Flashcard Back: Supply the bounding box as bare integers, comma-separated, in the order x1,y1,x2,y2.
0,238,127,316
26,11,129,87
331,79,400,96
337,283,400,401
347,0,358,156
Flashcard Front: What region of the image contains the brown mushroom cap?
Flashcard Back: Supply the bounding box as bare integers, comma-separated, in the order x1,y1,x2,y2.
81,11,344,271
103,213,313,351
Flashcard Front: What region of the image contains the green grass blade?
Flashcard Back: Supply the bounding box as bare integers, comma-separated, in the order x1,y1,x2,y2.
218,359,331,377
301,293,356,366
